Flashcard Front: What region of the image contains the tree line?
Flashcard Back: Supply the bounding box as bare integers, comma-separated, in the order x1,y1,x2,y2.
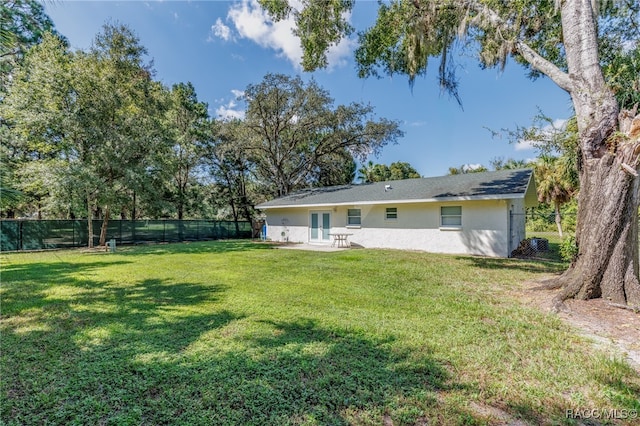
1,17,402,246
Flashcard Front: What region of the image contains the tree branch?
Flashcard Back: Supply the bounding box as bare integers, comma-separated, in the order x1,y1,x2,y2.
514,41,573,93
0,49,20,59
462,0,574,93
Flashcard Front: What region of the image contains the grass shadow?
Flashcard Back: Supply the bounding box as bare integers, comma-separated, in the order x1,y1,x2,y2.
115,240,274,256
183,318,477,425
1,273,241,424
455,255,566,275
0,259,133,284
3,246,634,425
1,259,135,315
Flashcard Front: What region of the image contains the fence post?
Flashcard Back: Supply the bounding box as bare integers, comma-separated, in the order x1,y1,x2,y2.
18,221,23,251
508,211,513,256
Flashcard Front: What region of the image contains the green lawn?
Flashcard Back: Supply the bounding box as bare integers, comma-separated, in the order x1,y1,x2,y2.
1,241,638,425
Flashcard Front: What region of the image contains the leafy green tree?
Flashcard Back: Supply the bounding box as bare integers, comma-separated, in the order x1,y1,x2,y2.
534,155,577,237
389,161,421,180
204,119,257,231
0,32,73,219
359,161,421,182
2,25,168,247
499,115,581,237
0,0,58,93
313,149,357,187
12,159,60,219
447,164,488,175
371,163,391,182
490,157,532,170
243,73,403,196
165,82,209,220
73,23,168,246
357,160,376,183
448,158,530,175
0,124,22,217
259,0,640,306
0,159,23,214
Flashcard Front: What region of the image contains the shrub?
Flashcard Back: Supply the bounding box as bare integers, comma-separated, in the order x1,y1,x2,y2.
559,234,578,262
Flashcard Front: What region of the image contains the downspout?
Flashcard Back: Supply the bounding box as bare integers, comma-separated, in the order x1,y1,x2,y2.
507,201,512,257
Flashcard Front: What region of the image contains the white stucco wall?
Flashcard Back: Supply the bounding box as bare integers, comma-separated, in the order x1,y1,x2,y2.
263,199,523,257
263,208,310,243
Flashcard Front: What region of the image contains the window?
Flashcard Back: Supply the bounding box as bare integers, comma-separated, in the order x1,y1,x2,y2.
347,209,361,226
441,206,462,227
385,207,398,220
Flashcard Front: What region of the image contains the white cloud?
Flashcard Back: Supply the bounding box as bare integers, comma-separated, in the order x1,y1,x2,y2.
324,29,355,70
215,104,245,121
226,0,354,70
230,89,245,98
515,118,568,151
622,39,637,53
215,90,246,120
462,164,484,172
514,140,536,151
209,18,233,42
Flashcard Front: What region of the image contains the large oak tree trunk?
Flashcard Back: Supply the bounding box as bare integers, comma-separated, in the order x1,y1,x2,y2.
554,146,640,307
549,0,640,307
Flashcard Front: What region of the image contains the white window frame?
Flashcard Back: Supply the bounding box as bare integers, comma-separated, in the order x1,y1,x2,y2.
440,206,462,229
347,208,361,227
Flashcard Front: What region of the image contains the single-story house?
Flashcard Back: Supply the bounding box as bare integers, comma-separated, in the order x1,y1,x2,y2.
256,168,538,257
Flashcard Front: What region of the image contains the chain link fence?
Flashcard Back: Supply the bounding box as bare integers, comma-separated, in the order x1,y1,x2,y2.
0,219,254,252
514,210,640,262
510,211,575,259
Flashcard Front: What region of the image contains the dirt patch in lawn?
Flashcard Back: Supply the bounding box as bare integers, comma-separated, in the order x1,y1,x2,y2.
514,279,640,372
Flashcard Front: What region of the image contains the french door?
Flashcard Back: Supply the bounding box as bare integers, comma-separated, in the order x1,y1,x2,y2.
310,211,331,243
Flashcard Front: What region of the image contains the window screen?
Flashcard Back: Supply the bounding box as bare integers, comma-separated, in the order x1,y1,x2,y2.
441,206,462,226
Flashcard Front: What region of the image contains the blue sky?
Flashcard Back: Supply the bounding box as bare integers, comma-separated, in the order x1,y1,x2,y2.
44,0,574,177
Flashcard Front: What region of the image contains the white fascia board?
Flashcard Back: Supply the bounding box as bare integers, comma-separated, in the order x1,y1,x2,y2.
258,194,524,210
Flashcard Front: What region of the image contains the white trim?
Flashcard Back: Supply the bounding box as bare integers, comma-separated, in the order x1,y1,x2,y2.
309,210,332,243
439,226,463,231
258,194,524,210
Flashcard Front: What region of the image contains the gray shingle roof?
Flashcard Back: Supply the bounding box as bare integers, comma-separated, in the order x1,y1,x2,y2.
257,169,536,209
